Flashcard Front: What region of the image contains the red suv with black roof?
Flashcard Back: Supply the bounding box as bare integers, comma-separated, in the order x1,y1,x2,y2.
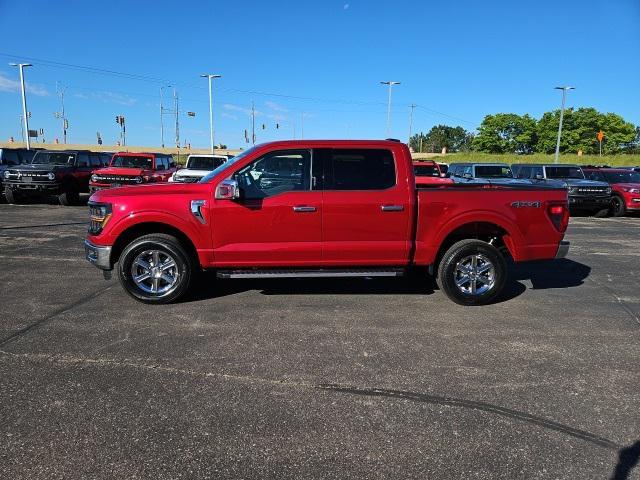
89,152,177,193
583,167,640,216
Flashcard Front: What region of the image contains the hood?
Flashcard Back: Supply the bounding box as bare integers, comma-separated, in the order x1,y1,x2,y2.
90,181,210,202
10,163,70,172
174,168,211,177
94,166,145,176
560,178,609,187
614,183,640,190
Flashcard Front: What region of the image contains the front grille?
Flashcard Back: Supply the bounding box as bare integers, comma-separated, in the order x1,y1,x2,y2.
4,170,53,182
93,175,140,184
575,187,609,195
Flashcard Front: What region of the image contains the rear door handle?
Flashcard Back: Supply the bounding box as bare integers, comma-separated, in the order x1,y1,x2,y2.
381,205,404,212
293,206,317,213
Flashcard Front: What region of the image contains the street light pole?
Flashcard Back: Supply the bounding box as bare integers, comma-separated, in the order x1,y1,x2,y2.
408,103,416,143
10,63,32,149
201,74,221,155
380,81,401,137
554,86,575,163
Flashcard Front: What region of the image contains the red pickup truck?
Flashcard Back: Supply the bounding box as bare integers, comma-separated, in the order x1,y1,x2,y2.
412,160,453,186
89,152,177,193
84,140,570,306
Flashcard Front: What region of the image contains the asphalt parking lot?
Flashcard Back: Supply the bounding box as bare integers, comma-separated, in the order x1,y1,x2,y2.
0,202,639,479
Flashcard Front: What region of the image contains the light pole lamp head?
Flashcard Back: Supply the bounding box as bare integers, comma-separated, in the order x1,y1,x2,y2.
554,86,575,91
201,74,222,79
381,81,401,86
9,63,33,67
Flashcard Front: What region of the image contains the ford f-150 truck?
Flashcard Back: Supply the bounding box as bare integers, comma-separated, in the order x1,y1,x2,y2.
84,140,570,306
89,152,176,193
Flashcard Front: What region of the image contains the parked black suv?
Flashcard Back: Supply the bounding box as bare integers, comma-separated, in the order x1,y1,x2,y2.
512,164,612,216
3,150,111,205
0,148,38,198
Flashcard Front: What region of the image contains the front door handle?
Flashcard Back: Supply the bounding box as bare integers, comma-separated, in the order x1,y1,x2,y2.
293,205,317,213
381,205,404,212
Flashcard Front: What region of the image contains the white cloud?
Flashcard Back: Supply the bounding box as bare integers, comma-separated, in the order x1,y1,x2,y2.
73,90,137,106
344,3,350,9
0,72,50,96
265,100,288,112
221,112,238,120
223,103,262,117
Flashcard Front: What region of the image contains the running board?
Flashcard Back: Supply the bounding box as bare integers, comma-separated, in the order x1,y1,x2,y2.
216,268,406,279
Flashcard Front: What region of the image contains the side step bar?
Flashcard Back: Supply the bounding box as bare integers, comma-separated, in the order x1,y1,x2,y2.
216,268,406,279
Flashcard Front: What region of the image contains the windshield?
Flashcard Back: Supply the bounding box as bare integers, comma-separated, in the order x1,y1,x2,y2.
545,166,585,179
199,147,256,183
413,165,438,177
31,152,75,165
475,165,512,178
604,171,640,184
111,155,153,168
187,156,226,170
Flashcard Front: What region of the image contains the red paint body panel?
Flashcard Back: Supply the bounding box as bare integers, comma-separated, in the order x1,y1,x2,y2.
87,140,568,270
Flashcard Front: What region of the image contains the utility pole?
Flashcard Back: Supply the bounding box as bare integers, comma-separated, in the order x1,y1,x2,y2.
380,81,401,137
10,63,32,149
408,103,416,143
201,74,222,155
300,112,304,139
55,82,68,144
174,88,180,148
554,86,575,163
251,102,256,145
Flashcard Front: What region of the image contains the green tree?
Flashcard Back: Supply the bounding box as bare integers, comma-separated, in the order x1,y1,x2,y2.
536,108,636,154
471,113,537,154
409,125,473,153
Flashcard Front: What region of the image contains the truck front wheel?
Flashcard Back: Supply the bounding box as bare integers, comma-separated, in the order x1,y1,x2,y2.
58,187,80,206
436,239,507,306
118,234,194,304
4,187,23,204
610,196,626,217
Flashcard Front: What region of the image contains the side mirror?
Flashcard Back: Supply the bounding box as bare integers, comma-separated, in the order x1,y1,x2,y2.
215,179,240,200
463,173,473,179
535,174,544,180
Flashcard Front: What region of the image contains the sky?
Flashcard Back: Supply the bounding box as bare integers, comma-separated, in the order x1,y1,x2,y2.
0,0,638,149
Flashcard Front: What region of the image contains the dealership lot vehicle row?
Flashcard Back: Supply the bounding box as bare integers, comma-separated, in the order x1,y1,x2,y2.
0,204,639,479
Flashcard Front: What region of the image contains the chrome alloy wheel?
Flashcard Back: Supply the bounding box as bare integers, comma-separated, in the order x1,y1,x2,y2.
130,249,180,296
453,254,496,295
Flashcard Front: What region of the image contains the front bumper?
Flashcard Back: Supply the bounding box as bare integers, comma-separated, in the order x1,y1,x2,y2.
84,240,112,270
555,241,570,259
568,195,611,210
4,180,61,194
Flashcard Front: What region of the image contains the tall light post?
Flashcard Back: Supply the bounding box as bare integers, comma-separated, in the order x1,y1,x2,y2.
201,74,221,154
159,85,171,148
554,86,575,163
9,63,32,149
380,81,400,137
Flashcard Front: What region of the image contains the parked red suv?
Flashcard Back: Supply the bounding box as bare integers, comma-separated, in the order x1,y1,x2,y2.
85,140,570,306
89,152,177,193
412,160,453,186
583,167,640,216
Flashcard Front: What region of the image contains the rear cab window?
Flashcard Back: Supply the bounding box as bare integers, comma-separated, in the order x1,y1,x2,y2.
324,149,396,190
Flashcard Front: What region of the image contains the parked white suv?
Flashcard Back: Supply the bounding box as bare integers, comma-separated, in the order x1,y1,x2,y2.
169,154,231,183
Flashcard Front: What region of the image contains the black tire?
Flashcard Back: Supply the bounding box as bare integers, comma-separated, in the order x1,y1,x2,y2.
610,196,626,217
58,187,80,206
436,239,507,306
118,233,194,304
593,208,610,218
4,187,22,204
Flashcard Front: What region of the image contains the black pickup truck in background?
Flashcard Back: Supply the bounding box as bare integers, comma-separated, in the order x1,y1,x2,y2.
512,164,612,216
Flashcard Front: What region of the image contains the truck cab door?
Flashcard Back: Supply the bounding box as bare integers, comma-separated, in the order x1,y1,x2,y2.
211,149,322,267
318,147,412,266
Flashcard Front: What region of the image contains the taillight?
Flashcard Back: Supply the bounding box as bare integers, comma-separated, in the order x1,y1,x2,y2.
547,203,569,232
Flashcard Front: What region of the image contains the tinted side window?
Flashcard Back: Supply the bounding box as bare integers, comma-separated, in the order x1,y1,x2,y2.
325,149,395,190
76,153,90,167
530,166,544,179
1,150,20,165
233,149,311,199
156,157,167,171
89,154,102,168
585,171,605,182
515,166,530,179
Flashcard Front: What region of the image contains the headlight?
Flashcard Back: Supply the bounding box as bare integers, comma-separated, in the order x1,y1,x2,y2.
568,187,578,194
91,174,99,183
88,202,112,235
3,171,9,179
606,187,612,194
625,187,640,194
47,172,56,180
135,176,143,184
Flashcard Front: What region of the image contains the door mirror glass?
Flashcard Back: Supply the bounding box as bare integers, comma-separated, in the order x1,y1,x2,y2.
535,174,544,180
215,179,239,200
463,172,473,179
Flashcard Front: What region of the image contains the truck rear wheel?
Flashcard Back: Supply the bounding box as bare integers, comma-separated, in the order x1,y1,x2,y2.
118,234,193,304
436,239,507,306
